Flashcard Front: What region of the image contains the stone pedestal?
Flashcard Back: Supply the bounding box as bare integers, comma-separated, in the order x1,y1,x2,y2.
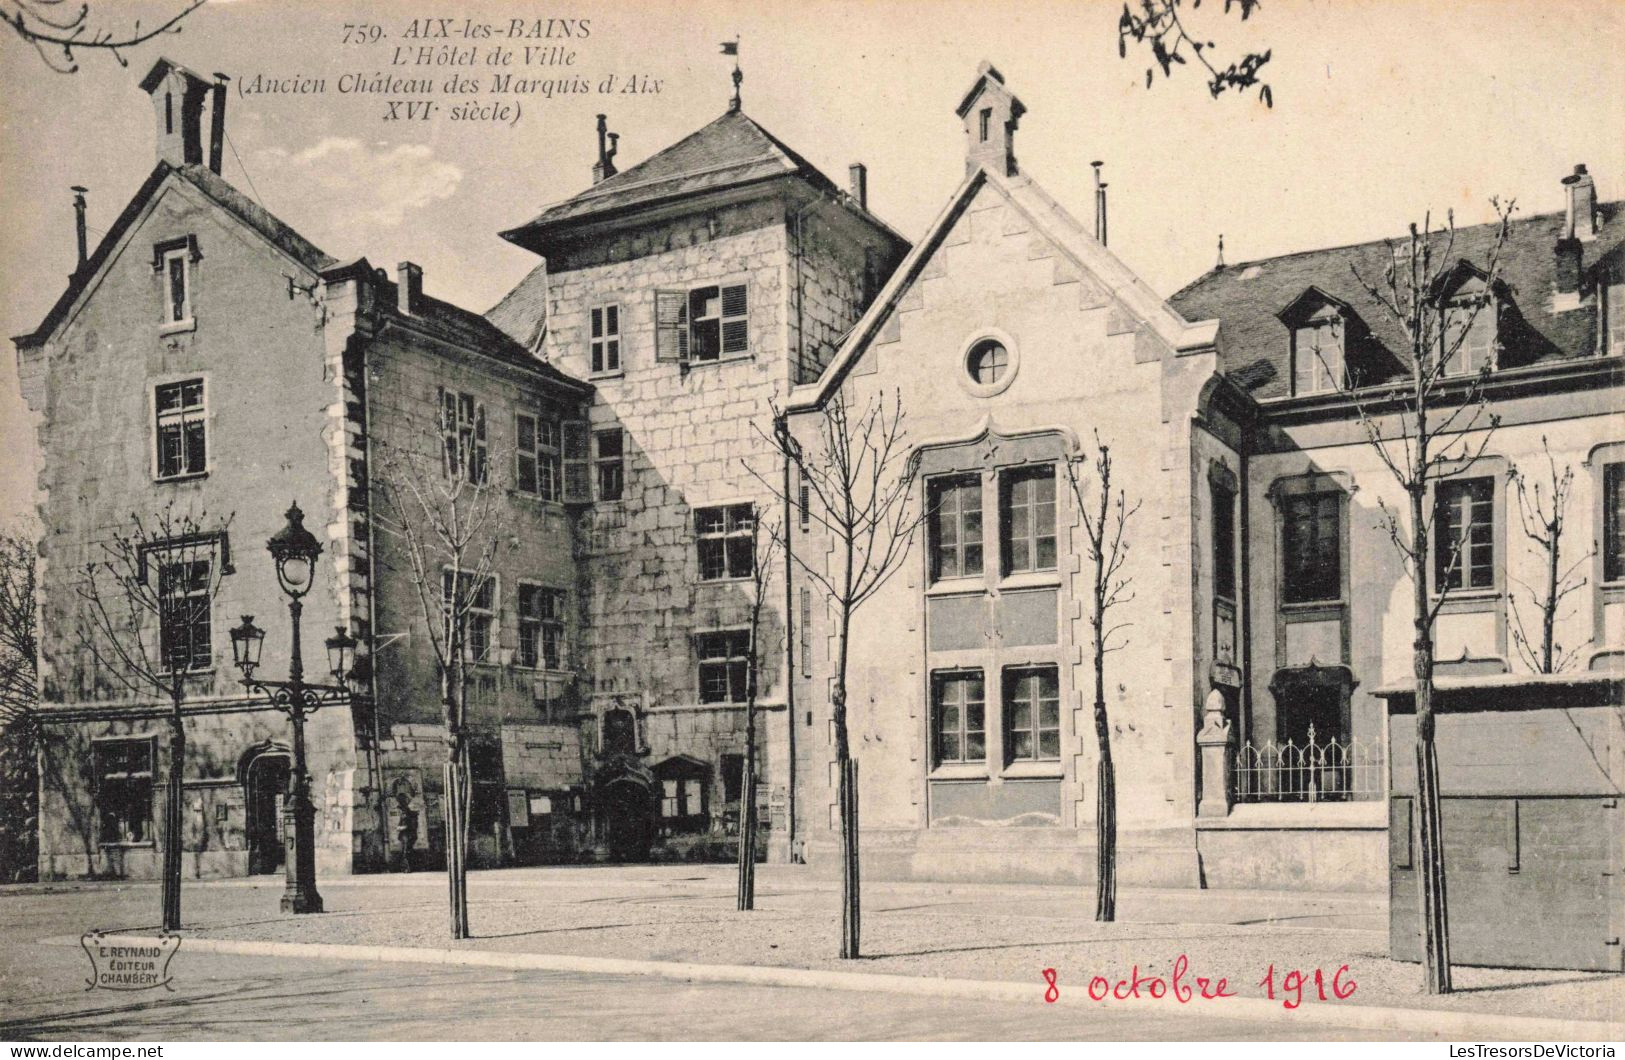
1196,686,1234,819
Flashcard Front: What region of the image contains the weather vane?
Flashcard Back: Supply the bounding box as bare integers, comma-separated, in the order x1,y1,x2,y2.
721,37,742,110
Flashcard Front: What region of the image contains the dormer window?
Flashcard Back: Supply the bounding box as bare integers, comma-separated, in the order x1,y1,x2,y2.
1280,288,1354,397
1291,307,1345,396
1605,270,1625,356
1433,264,1497,377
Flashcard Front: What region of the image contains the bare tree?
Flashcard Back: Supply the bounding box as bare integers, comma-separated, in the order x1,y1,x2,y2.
1062,434,1140,923
0,528,40,882
1321,200,1517,994
3,0,207,73
1118,0,1273,106
760,389,928,959
736,516,780,911
75,502,233,930
1508,438,1591,674
373,397,508,940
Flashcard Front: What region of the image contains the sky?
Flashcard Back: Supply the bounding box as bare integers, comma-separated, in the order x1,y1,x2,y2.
3,0,1623,526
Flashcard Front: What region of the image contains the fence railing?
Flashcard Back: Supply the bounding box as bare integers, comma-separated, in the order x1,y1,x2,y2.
1232,723,1384,803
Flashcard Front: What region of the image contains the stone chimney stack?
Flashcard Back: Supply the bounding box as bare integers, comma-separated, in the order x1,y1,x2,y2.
848,163,868,209
956,61,1025,179
140,58,212,169
397,261,423,315
1563,164,1597,241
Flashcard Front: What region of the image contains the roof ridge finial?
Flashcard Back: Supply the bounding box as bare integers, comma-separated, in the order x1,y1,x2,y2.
721,37,742,111
1216,233,1225,269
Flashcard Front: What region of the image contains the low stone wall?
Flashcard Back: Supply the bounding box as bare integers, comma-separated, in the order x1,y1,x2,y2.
1195,802,1387,891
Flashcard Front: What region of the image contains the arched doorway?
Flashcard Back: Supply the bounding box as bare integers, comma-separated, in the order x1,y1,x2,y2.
243,750,290,875
601,777,653,861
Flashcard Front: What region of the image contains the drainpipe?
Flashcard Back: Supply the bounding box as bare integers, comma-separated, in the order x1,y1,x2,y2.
1237,411,1253,753
780,416,798,857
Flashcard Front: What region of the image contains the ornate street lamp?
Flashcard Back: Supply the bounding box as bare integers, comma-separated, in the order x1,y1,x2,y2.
230,503,358,914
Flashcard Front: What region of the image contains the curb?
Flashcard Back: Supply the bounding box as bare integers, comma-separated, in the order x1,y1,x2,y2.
53,933,1623,1041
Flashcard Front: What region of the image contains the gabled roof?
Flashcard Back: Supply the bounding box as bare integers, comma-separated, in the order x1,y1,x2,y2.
16,160,586,393
787,164,1219,411
499,107,902,254
1169,202,1625,401
15,161,335,347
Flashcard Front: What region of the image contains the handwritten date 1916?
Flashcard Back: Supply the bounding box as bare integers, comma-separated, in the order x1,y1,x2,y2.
1040,956,1357,1009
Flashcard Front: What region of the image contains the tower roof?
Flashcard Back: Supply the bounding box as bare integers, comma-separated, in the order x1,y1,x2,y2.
500,108,899,254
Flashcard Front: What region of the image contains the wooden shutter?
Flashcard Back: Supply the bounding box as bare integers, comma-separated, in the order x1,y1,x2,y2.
654,290,689,363
562,419,591,503
721,283,749,355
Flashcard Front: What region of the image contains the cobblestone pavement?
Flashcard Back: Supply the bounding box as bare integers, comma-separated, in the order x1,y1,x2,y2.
3,864,1619,1032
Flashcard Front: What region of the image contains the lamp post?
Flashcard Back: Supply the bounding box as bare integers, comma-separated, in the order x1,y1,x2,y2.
230,503,357,915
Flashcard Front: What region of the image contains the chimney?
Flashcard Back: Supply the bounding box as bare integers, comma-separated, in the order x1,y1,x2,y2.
140,59,211,168
592,114,619,185
396,261,422,315
956,61,1025,178
209,73,230,175
71,186,88,271
1563,164,1597,241
848,163,868,210
1092,161,1109,247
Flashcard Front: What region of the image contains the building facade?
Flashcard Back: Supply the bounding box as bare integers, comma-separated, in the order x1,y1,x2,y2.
783,65,1624,891
17,58,1622,891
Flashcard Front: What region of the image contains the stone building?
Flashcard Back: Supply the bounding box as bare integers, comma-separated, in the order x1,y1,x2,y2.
488,99,906,860
17,57,1621,892
16,59,593,879
783,63,1623,891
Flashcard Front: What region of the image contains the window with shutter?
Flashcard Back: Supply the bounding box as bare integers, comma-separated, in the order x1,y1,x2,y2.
654,290,689,363
720,283,748,355
561,420,592,503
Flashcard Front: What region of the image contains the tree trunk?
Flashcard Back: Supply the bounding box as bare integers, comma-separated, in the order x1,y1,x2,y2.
161,703,184,932
1411,483,1452,994
444,665,470,940
1093,644,1116,923
1540,522,1560,673
833,596,859,959
738,603,761,911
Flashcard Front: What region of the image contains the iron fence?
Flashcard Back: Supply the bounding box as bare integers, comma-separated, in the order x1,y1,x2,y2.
1233,723,1384,803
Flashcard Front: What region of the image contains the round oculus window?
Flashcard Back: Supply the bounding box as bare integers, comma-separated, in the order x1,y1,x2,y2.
967,339,1009,385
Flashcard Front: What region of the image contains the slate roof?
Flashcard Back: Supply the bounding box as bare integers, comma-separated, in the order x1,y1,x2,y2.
1168,201,1625,401
499,107,899,254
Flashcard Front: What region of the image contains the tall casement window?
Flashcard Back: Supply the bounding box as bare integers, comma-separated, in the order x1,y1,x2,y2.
442,570,495,661
517,584,566,670
1000,464,1057,575
590,303,621,374
1281,492,1342,604
153,236,198,328
1292,314,1345,396
654,282,749,363
696,503,755,581
95,739,154,846
1441,301,1496,377
1212,478,1237,601
516,413,562,500
1605,463,1625,584
696,629,749,704
157,555,214,672
1003,666,1060,762
1435,477,1496,591
929,474,983,581
931,670,985,765
154,378,206,480
594,428,624,501
439,388,488,484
